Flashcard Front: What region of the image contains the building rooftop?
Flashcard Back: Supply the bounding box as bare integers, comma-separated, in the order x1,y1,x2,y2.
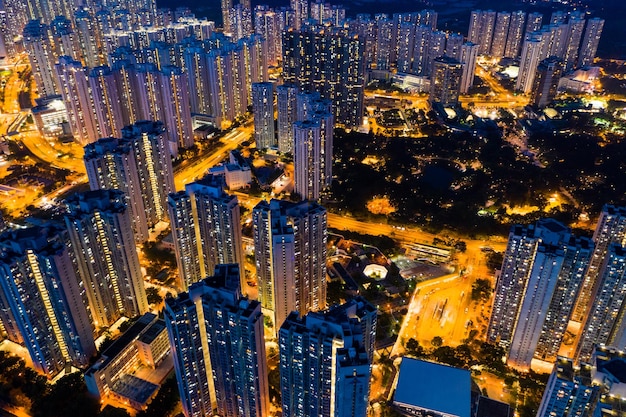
394,358,471,417
111,374,159,405
138,320,166,345
86,313,157,375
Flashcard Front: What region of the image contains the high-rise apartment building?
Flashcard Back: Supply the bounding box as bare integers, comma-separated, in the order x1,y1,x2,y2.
64,190,148,330
185,35,268,129
296,91,327,121
460,42,479,94
536,357,599,417
0,226,96,376
279,298,376,417
503,220,593,370
530,56,564,108
58,54,191,153
563,16,585,71
536,347,626,416
164,264,269,417
23,20,59,98
488,219,593,370
410,25,431,76
426,30,446,76
504,11,526,58
229,4,253,41
55,56,100,145
395,23,415,73
159,65,194,153
221,0,234,32
254,5,281,66
184,46,212,116
516,35,543,93
293,107,333,201
207,48,237,128
84,123,175,243
429,56,463,107
572,206,626,324
293,120,322,200
0,12,15,60
74,9,103,68
121,121,175,227
168,175,245,291
1,0,28,56
490,12,511,58
84,137,150,243
445,33,464,61
89,66,125,138
50,16,81,62
525,12,543,36
252,82,276,149
576,245,626,362
111,60,141,128
578,18,604,67
291,0,308,30
276,83,298,153
489,223,541,349
375,18,394,70
253,199,327,332
467,10,497,55
282,27,365,128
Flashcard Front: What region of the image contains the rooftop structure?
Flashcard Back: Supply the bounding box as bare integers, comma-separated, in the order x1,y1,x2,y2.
393,358,471,417
85,313,171,410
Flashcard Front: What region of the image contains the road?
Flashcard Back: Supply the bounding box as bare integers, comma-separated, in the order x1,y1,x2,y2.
174,121,254,191
18,129,86,174
0,63,24,114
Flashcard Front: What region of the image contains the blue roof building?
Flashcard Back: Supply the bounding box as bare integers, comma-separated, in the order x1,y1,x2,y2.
393,358,471,417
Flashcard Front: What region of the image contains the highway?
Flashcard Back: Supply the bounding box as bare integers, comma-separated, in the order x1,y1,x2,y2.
18,129,86,174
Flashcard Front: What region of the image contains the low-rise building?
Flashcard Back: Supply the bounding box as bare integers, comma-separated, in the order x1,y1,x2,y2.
392,358,471,417
208,150,252,190
84,313,172,410
31,96,69,138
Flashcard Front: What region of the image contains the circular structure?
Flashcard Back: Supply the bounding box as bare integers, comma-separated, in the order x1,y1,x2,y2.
363,264,388,280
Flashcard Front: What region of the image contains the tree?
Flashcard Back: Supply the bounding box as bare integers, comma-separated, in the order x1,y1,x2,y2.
431,346,463,368
146,287,163,305
454,241,467,252
31,373,100,417
326,280,345,306
431,336,443,347
136,375,179,417
405,338,425,357
471,278,492,303
405,338,419,352
486,251,504,271
267,368,281,405
455,344,474,367
479,342,507,373
98,406,131,417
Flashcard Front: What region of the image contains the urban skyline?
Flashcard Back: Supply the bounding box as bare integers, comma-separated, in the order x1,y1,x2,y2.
0,0,624,416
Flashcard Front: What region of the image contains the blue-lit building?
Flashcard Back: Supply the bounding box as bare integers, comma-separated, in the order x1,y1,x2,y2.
64,189,149,329
536,356,598,417
167,175,244,291
0,226,96,376
164,264,269,417
253,199,327,334
392,358,471,417
279,298,376,417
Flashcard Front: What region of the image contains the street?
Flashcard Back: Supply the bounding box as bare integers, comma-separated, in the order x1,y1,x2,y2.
174,121,254,191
